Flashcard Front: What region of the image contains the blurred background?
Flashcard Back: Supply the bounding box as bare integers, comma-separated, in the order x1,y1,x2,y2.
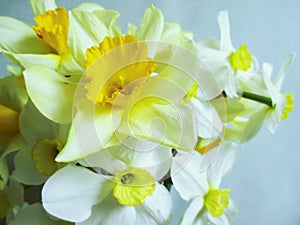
0,0,299,224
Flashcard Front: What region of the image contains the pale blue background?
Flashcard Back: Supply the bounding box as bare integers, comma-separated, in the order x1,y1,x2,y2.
0,0,299,224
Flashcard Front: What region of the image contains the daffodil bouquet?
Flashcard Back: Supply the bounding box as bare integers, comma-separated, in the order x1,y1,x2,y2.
0,0,294,224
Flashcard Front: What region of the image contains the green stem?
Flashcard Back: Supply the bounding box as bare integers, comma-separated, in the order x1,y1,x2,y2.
242,91,274,107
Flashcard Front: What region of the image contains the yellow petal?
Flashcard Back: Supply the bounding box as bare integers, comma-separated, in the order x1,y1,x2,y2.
85,34,156,106
204,187,231,217
32,7,69,55
281,93,294,120
113,167,155,206
229,44,252,71
32,138,63,176
0,104,19,135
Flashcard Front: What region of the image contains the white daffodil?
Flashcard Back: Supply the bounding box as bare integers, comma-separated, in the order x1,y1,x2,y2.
171,143,237,225
42,138,173,225
224,55,294,142
198,11,257,98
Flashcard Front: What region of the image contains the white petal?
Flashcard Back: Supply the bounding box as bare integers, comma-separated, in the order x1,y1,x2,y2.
191,98,223,138
207,143,237,187
217,11,234,52
136,6,164,41
172,152,209,201
2,51,60,70
274,54,294,90
136,184,172,225
56,103,124,162
30,0,57,16
118,100,197,152
0,17,51,54
42,165,113,223
223,200,238,223
23,65,77,124
180,197,204,225
107,137,172,180
68,7,119,66
78,148,127,175
78,194,136,225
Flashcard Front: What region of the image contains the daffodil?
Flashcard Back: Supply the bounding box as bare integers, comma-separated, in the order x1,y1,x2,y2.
171,143,237,225
53,3,223,162
198,11,257,98
224,55,294,142
55,32,222,162
12,100,69,185
42,138,173,224
0,0,121,124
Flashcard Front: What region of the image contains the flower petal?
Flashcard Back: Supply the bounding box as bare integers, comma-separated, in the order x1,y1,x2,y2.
30,0,57,16
78,194,136,225
207,143,237,187
23,65,77,124
107,137,172,180
0,17,51,54
136,184,172,225
136,6,164,41
12,146,48,185
119,100,197,152
180,196,204,225
68,6,119,66
2,51,60,70
19,100,58,144
172,152,209,201
8,203,71,225
42,165,113,223
56,103,124,162
217,11,234,52
0,75,28,112
191,98,223,139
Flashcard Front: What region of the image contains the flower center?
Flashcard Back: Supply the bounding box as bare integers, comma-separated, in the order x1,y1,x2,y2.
84,35,156,106
281,93,294,120
32,7,69,55
229,44,252,71
113,167,155,206
204,187,230,217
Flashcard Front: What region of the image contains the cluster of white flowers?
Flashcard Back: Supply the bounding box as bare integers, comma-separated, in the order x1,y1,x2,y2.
0,0,294,225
